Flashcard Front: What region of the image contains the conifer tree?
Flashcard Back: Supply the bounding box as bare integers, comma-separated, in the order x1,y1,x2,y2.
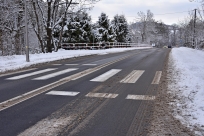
111,14,129,42
95,12,115,43
64,12,92,43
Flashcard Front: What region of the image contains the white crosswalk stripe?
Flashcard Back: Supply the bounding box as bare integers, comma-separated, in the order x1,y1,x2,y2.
126,95,155,100
82,64,97,66
46,91,80,96
86,93,118,98
65,64,79,66
120,70,145,83
6,68,56,80
151,71,162,84
52,64,62,66
33,68,78,80
90,69,121,82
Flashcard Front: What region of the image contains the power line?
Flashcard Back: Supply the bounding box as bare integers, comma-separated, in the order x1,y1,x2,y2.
154,10,192,15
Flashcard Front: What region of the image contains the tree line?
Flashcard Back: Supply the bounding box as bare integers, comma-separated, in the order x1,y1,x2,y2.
0,0,129,56
1,0,203,56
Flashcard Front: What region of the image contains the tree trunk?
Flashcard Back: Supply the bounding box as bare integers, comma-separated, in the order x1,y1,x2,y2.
31,1,45,53
47,1,52,53
14,32,21,55
0,30,3,55
57,0,73,51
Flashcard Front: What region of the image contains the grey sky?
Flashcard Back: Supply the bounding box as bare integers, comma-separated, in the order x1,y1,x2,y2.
88,0,201,25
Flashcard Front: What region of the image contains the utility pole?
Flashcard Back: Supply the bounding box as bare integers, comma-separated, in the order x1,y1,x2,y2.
24,0,29,62
193,9,197,49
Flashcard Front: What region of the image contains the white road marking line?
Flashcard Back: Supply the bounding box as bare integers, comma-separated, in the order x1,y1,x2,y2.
120,70,145,83
0,55,132,112
65,64,79,66
0,68,37,78
33,68,78,80
126,95,155,100
151,71,162,84
90,69,121,82
52,64,62,66
82,64,97,66
6,68,56,80
46,91,79,96
86,93,118,98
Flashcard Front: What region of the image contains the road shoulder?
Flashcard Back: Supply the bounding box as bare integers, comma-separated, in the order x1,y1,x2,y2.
147,50,196,136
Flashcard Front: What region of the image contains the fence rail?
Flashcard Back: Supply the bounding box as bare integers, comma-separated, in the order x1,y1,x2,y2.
61,42,150,50
0,42,151,56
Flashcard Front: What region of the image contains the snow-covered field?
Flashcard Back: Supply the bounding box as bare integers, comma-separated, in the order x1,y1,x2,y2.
0,47,149,73
168,47,204,135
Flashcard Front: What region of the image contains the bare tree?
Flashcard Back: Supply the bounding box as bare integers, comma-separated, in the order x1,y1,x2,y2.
128,22,141,43
137,10,154,43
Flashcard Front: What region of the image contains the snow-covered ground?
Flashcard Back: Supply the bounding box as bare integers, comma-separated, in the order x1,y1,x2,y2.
0,47,150,73
168,47,204,135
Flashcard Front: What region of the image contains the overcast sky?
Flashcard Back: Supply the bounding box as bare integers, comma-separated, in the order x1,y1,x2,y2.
88,0,201,25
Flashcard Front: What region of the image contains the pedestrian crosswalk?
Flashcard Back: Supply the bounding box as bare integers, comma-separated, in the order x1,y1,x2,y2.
5,68,162,85
1,68,162,110
45,91,156,101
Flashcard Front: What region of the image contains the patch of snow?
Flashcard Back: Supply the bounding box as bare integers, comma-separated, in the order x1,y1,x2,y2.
18,116,74,136
168,47,204,135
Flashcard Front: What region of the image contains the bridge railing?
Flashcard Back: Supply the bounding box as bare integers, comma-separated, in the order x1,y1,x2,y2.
61,42,150,50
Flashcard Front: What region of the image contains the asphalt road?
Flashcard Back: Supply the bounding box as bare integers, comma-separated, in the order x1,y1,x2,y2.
0,48,170,136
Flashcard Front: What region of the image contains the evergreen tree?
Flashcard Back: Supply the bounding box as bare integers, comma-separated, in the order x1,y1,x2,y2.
80,12,92,43
95,13,115,42
111,14,129,42
63,12,92,43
